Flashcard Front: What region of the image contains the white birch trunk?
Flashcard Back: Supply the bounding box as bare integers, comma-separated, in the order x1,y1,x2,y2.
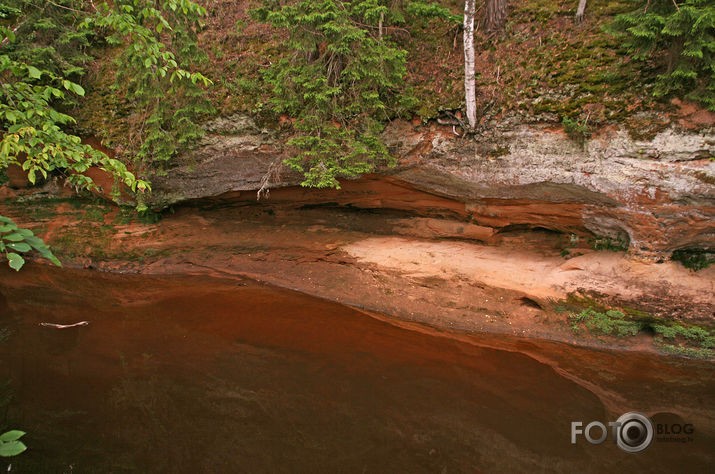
379,11,384,40
463,0,477,129
575,0,587,23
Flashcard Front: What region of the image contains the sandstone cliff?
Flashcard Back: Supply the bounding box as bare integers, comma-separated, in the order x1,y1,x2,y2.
151,114,714,261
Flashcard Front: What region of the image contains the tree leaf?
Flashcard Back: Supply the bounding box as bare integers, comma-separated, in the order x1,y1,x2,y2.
48,254,62,267
0,431,25,442
70,82,85,96
0,440,27,457
2,233,24,242
6,252,24,271
27,65,41,79
7,242,31,252
23,235,45,248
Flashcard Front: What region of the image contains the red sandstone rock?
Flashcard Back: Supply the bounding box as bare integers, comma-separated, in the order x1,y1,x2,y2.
6,163,31,188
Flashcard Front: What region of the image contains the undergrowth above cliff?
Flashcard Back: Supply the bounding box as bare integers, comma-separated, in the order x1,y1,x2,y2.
194,0,687,129
74,0,711,151
247,0,455,187
8,0,711,177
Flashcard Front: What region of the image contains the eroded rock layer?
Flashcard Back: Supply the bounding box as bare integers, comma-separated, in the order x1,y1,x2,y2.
151,114,715,260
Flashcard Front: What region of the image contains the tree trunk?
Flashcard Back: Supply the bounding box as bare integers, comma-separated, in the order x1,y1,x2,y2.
574,0,587,24
378,11,384,39
485,0,508,33
464,0,477,129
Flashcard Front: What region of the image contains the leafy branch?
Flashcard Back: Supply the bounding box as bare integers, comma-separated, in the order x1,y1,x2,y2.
0,25,150,195
0,216,59,271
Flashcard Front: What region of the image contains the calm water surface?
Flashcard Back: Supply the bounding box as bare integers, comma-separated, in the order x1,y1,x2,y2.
0,265,713,473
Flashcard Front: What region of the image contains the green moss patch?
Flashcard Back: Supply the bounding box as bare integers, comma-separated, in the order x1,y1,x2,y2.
565,301,714,359
569,309,644,337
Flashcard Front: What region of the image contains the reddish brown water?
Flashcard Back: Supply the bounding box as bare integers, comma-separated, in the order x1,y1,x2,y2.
0,265,713,472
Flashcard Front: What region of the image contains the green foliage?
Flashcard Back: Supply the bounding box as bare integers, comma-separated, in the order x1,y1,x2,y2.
590,235,629,252
0,30,149,194
567,301,714,358
405,1,461,24
561,115,592,144
671,248,714,271
0,430,26,457
0,1,95,117
253,0,452,188
652,323,715,348
607,0,715,110
0,215,60,270
656,342,713,358
0,2,210,271
0,2,155,203
1,1,212,179
88,0,214,166
569,308,645,337
653,322,714,359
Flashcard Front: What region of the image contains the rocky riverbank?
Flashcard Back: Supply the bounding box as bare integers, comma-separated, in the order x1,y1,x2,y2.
1,179,713,358
2,116,714,357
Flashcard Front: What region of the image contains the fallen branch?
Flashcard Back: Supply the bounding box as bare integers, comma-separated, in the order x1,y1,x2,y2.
39,321,89,329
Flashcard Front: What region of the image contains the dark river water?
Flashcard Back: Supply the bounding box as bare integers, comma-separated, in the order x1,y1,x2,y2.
0,265,713,473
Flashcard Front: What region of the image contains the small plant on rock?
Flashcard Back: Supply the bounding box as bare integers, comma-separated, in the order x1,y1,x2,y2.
569,308,645,337
562,115,592,145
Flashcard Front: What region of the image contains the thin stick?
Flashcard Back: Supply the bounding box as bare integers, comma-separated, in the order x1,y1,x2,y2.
46,0,85,13
0,21,25,47
40,321,90,329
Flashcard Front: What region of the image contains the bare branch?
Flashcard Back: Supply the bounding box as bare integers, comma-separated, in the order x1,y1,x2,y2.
257,158,284,201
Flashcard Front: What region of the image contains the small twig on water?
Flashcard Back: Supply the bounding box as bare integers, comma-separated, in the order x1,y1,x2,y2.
39,321,90,329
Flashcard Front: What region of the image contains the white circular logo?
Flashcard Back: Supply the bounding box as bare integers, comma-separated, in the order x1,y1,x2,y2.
615,412,654,453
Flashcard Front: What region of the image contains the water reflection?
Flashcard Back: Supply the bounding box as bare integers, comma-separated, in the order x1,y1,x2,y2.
0,266,712,472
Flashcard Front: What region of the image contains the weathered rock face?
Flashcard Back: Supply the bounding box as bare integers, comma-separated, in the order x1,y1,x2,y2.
150,113,715,259
149,113,302,206
385,120,715,260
